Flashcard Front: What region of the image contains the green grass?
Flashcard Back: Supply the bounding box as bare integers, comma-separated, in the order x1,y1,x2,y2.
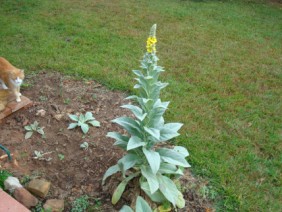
0,0,281,211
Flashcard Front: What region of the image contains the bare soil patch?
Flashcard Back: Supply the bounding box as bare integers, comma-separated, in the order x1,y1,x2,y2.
0,72,213,211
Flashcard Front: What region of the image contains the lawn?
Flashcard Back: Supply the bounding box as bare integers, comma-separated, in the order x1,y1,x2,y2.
0,0,281,211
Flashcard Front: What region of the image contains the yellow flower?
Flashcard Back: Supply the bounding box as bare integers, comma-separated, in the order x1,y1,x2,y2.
146,36,157,53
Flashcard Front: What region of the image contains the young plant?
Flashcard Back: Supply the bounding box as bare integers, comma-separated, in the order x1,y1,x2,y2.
58,153,65,161
68,112,100,134
24,121,45,139
103,24,190,209
33,150,53,161
80,142,89,151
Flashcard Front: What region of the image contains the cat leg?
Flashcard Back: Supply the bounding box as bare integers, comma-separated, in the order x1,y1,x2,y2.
0,79,8,89
12,88,21,102
17,86,22,97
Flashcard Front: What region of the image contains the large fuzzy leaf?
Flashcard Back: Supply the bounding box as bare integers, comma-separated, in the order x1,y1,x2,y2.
102,164,120,185
112,180,127,205
136,196,153,212
157,175,185,208
120,205,134,212
121,104,147,121
112,173,138,205
112,117,142,136
157,148,190,167
140,181,166,203
140,165,159,194
143,147,160,174
147,100,169,128
159,123,183,141
144,127,160,140
132,70,144,77
107,132,129,150
173,146,189,157
127,136,146,150
118,153,139,173
158,163,178,174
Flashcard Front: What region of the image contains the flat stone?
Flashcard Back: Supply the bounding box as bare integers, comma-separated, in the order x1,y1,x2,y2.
43,199,64,212
4,176,23,193
26,179,51,198
14,187,38,209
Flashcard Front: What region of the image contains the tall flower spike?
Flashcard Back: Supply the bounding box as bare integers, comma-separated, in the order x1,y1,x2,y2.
149,24,157,37
146,24,157,54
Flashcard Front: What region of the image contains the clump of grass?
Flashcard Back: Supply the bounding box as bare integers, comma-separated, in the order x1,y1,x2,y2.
0,170,12,189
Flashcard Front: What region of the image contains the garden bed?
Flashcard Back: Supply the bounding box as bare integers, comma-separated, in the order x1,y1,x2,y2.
0,72,213,211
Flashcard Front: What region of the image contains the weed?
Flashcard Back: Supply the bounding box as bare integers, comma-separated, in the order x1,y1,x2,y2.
39,96,48,102
58,154,65,161
31,201,44,212
0,170,12,189
68,112,100,134
64,98,71,105
20,175,31,186
33,150,53,161
71,195,89,212
21,83,33,88
24,121,45,139
80,142,89,151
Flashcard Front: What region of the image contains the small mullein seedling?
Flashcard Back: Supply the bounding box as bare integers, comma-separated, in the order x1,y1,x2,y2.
80,142,89,151
33,150,53,161
68,112,100,134
24,121,45,139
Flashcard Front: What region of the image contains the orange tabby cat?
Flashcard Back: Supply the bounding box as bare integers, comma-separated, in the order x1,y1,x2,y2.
0,57,24,102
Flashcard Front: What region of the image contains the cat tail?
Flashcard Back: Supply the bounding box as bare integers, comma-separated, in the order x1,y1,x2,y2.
0,90,10,111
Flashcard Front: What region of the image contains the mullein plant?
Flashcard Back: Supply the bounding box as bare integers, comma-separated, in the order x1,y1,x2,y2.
103,24,190,210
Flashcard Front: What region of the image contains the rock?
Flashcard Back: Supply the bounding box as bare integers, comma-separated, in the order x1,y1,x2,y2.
53,113,64,121
36,109,46,117
4,176,23,192
14,187,38,209
43,199,64,212
26,179,51,198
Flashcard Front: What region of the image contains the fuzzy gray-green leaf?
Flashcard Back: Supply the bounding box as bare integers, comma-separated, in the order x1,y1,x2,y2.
143,147,160,174
127,136,146,150
157,148,190,167
81,123,89,134
140,165,159,194
88,120,100,127
120,205,134,212
68,114,79,121
136,196,153,212
25,131,33,139
68,123,78,130
102,164,120,185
